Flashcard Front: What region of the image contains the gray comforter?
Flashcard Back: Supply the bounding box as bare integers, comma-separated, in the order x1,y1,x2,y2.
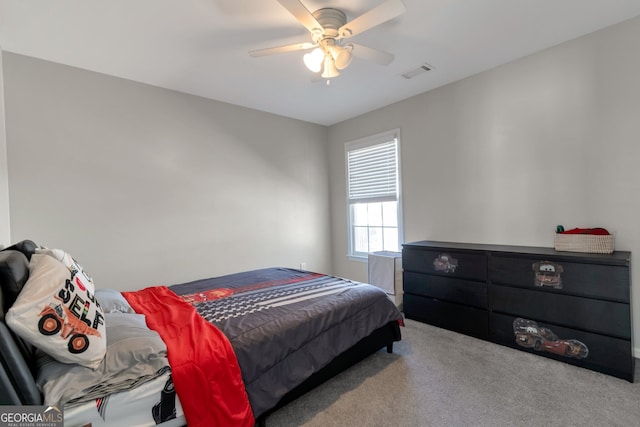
170,268,403,418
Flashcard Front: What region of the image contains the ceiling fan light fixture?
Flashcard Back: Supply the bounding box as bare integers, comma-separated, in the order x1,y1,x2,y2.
251,1,407,80
321,54,340,79
303,47,324,72
332,44,353,70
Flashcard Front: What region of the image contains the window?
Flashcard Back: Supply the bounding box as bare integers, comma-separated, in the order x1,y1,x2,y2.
346,130,402,259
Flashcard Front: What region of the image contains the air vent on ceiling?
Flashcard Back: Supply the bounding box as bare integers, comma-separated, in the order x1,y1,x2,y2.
401,63,434,79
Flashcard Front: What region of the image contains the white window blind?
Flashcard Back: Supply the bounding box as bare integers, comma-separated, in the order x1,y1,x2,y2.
347,138,398,204
345,131,402,258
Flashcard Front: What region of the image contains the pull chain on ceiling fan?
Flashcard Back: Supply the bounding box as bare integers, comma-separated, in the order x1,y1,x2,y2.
249,0,407,80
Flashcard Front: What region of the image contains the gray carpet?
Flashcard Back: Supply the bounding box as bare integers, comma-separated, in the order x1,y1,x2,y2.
265,319,640,427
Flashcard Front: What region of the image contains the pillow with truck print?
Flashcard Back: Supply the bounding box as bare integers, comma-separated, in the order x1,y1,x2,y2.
6,253,106,369
35,247,96,290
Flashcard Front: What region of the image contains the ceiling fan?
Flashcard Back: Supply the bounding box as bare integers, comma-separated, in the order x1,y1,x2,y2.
249,0,407,80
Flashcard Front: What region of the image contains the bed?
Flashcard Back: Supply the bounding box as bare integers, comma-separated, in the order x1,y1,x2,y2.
0,240,403,426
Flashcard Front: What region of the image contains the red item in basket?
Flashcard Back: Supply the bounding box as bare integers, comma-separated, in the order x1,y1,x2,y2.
561,227,610,235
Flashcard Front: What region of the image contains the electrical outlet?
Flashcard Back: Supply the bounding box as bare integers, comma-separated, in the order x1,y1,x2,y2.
300,262,307,270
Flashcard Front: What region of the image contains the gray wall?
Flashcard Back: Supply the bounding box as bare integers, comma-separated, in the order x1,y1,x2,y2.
2,52,330,289
0,48,10,247
328,16,640,356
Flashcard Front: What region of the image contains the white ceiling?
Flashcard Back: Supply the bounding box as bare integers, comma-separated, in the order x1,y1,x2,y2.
1,0,640,126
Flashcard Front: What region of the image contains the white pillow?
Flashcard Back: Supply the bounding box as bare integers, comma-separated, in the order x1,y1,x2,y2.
6,254,106,369
35,247,96,292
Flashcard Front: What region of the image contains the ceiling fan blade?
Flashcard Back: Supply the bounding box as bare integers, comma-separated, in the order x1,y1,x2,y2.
277,0,324,34
338,0,406,39
349,43,395,65
249,42,316,57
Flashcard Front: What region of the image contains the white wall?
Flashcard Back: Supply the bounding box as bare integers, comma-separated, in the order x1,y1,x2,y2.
3,52,330,290
328,16,640,355
0,47,11,247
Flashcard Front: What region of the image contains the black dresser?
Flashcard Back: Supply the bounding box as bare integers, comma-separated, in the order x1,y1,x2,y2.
402,240,634,381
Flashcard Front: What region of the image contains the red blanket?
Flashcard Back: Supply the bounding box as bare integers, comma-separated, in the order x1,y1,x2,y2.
123,286,254,427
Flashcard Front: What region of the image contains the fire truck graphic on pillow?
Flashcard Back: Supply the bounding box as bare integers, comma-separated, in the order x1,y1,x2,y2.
38,295,102,354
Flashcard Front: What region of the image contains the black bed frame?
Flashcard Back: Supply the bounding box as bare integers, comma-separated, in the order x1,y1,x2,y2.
0,240,401,426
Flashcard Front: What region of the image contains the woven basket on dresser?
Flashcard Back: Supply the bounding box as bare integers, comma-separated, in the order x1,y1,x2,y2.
554,233,615,254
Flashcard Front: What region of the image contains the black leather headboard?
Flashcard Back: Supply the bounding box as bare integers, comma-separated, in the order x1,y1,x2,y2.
0,240,42,405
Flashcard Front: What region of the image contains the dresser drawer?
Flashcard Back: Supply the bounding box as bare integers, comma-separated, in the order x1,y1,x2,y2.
403,294,488,339
489,313,633,381
403,271,487,309
403,248,486,281
489,284,631,339
489,254,629,302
